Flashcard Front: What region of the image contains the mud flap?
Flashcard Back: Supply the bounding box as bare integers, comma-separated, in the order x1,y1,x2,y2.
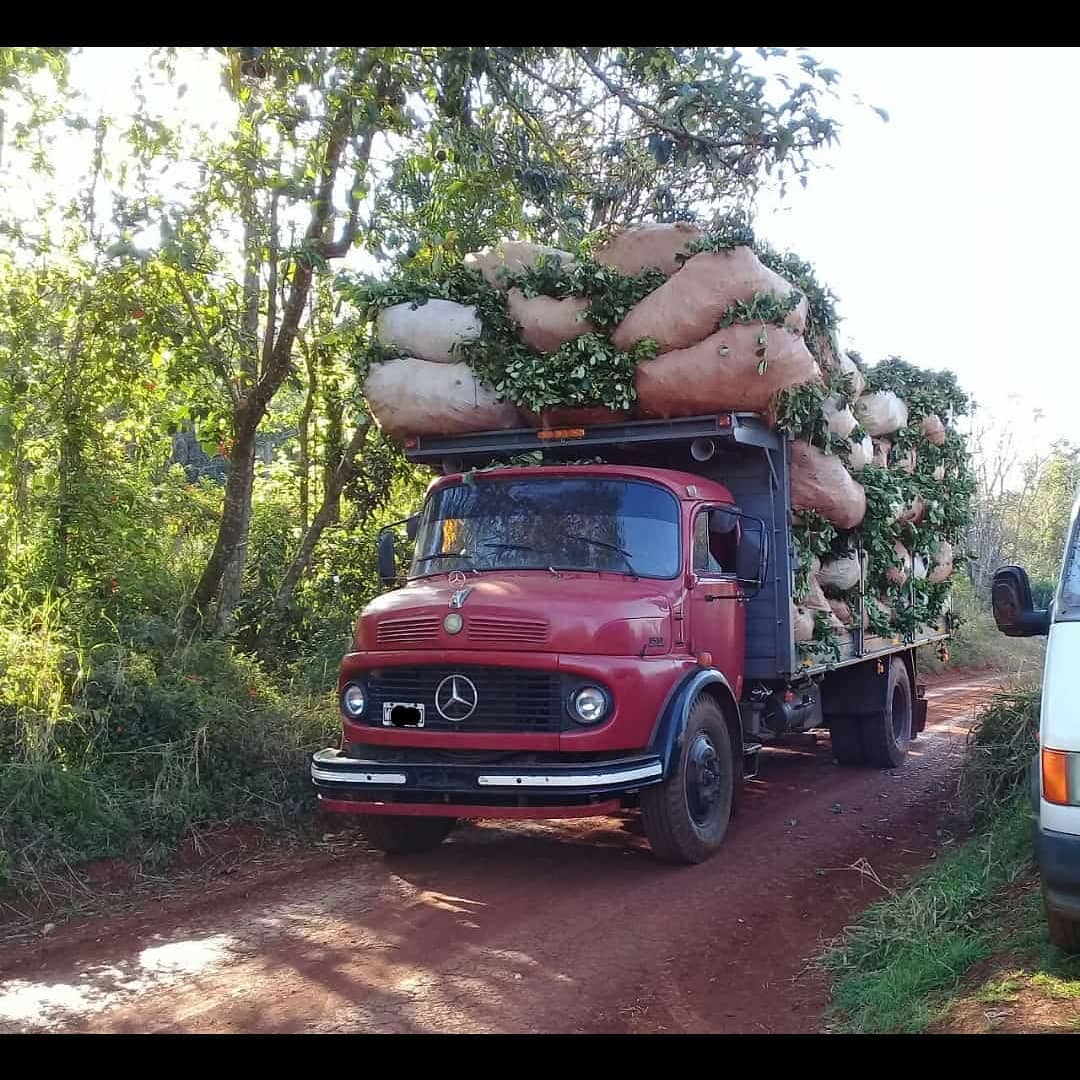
913,683,928,738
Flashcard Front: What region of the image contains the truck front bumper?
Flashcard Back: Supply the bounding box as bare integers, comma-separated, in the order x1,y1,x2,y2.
311,747,663,819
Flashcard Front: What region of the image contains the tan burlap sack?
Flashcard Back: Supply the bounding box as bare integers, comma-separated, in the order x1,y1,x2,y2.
364,357,519,440
855,390,909,436
375,299,481,364
464,242,575,289
793,603,815,642
899,493,927,525
507,289,592,353
873,437,891,468
611,248,805,353
635,322,817,418
928,540,955,585
819,552,862,592
921,413,946,447
886,541,912,586
789,440,867,529
593,222,704,277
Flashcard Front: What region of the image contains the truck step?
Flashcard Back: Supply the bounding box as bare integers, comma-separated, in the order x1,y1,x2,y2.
742,741,763,780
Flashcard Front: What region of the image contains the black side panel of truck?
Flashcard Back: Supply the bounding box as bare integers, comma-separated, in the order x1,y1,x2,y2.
701,440,796,682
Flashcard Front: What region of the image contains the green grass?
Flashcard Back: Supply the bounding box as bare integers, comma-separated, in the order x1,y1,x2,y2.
823,802,1035,1032
822,683,1046,1032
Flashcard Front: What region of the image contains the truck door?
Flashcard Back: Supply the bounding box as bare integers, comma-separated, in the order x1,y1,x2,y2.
689,507,747,698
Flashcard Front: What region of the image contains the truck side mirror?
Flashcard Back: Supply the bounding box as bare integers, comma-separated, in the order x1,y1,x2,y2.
377,530,398,588
992,565,1051,637
736,517,768,597
405,513,421,542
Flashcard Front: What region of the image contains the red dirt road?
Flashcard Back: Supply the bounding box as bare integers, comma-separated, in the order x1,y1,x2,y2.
0,673,1000,1034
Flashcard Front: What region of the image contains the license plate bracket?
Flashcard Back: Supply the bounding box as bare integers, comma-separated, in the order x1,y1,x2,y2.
383,701,425,728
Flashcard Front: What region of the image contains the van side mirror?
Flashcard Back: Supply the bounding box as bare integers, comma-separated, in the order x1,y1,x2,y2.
736,517,769,597
992,565,1051,637
377,530,398,587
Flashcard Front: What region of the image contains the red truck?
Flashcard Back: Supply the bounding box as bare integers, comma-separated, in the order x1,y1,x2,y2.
312,413,941,863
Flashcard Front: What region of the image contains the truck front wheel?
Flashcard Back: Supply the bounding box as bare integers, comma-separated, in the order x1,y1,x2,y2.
358,814,456,855
641,695,735,864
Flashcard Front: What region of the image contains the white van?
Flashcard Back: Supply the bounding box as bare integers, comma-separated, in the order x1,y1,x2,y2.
993,484,1080,950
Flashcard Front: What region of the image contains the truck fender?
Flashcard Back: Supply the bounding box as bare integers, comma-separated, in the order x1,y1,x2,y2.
650,668,742,779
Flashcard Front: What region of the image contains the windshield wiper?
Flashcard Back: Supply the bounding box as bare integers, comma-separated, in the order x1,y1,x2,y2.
565,534,638,577
413,550,473,567
479,540,541,554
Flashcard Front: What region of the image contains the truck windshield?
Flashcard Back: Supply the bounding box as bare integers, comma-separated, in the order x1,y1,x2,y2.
410,476,680,579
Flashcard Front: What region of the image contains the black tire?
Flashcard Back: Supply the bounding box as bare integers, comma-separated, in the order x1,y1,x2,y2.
358,814,455,855
830,658,912,769
1046,903,1080,953
862,658,912,768
641,695,735,864
829,715,866,766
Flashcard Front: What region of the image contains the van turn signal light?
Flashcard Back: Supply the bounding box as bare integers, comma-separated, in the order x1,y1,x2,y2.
1043,749,1071,805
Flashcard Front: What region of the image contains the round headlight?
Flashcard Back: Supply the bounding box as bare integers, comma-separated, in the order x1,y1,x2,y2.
571,686,609,725
342,683,367,718
443,612,463,634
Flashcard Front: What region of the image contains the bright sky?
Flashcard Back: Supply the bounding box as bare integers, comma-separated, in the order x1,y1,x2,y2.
36,46,1080,459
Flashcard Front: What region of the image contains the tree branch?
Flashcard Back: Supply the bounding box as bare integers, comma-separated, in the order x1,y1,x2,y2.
175,271,238,405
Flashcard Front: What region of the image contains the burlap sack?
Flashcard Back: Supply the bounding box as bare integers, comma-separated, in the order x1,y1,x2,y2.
819,552,861,592
839,352,866,398
849,434,874,471
823,394,858,438
375,299,481,364
635,322,817,418
793,603,815,642
790,440,867,529
928,540,955,585
886,540,912,586
364,357,519,440
593,222,704,277
895,447,917,475
611,248,805,353
899,493,927,525
464,242,575,289
855,390,909,436
873,438,891,468
507,289,592,353
921,413,946,447
829,598,864,628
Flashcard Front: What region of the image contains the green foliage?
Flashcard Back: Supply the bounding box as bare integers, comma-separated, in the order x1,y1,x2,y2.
824,798,1034,1033
717,289,803,330
864,356,971,423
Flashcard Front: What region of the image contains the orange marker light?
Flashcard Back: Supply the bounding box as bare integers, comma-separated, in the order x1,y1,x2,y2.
1043,749,1070,805
697,652,713,668
537,427,586,441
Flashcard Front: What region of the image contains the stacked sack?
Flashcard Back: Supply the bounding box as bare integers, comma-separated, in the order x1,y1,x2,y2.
355,224,971,649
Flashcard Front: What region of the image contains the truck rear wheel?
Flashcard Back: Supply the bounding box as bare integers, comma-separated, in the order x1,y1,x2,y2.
641,695,735,864
358,814,456,855
830,657,912,769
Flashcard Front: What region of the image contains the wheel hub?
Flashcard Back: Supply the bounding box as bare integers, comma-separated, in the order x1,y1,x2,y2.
687,732,723,826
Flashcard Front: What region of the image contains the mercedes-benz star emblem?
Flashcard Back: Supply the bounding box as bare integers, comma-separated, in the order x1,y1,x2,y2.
434,674,478,722
448,571,467,588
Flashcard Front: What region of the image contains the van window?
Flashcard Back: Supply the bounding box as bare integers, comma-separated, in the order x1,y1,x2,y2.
1058,491,1080,621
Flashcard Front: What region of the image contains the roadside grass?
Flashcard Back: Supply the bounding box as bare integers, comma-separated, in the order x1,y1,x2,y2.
822,684,1054,1033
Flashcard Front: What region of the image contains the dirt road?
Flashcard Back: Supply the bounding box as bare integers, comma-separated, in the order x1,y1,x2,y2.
0,673,1000,1034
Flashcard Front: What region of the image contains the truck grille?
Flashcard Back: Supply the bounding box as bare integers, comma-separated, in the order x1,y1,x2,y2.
376,616,440,645
466,616,549,646
363,665,563,733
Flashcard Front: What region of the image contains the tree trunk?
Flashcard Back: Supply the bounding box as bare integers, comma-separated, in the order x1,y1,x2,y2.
214,428,258,635
298,341,317,530
259,421,369,638
184,413,259,632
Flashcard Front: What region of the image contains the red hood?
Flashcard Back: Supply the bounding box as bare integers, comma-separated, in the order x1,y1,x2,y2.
358,571,675,657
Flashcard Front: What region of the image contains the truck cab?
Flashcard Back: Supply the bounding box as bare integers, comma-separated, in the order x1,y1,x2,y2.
992,484,1080,950
313,413,934,863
